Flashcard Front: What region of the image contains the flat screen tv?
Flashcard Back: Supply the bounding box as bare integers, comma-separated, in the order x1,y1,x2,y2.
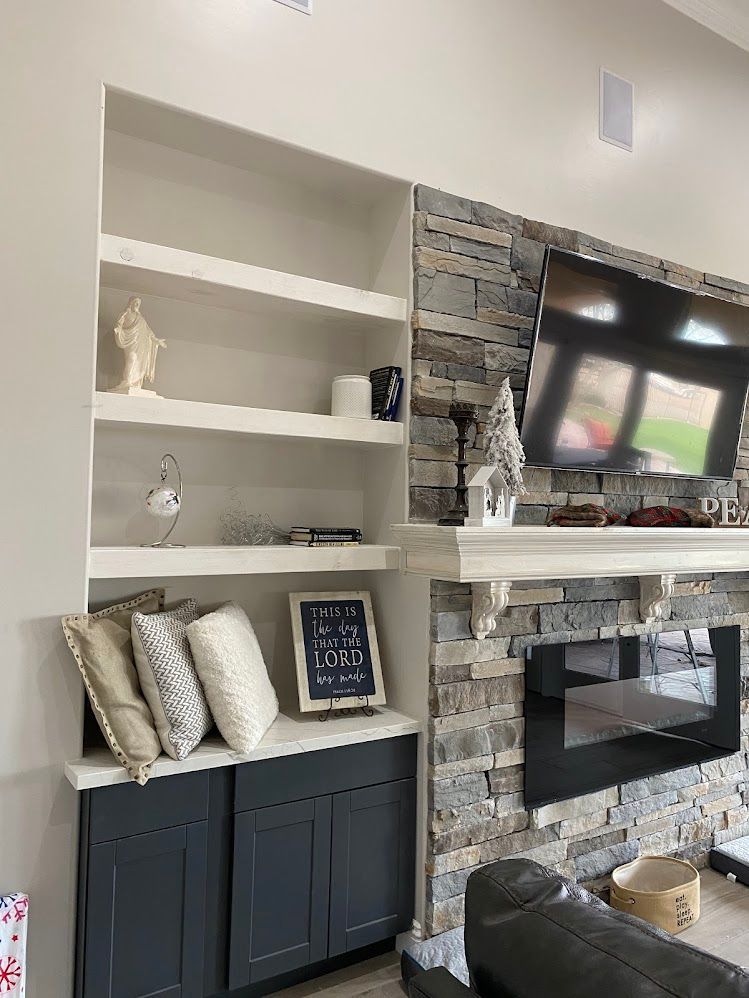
520,248,749,480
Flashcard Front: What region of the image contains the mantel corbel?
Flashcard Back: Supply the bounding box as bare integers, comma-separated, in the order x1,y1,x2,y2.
471,580,513,639
471,574,677,637
639,573,677,624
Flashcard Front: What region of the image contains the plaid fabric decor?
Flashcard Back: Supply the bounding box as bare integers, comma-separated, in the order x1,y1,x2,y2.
547,503,624,527
627,505,715,528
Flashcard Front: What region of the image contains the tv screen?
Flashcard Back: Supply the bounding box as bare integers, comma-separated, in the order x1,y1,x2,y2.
520,248,749,480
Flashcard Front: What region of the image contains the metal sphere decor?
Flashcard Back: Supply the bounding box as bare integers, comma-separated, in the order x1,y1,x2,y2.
142,453,185,548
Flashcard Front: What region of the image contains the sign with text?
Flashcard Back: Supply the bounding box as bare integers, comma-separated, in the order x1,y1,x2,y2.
701,497,749,526
289,591,386,712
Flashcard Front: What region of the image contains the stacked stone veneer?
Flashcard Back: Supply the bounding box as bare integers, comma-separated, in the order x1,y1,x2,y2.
411,184,749,936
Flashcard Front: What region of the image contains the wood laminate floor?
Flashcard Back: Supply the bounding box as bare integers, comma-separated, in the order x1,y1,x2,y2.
268,951,403,998
681,868,749,966
271,869,749,997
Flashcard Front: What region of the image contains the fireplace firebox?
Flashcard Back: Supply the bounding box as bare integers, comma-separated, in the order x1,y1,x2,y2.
524,627,740,808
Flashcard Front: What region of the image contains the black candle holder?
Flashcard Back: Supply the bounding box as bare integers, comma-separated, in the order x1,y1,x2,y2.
438,401,480,526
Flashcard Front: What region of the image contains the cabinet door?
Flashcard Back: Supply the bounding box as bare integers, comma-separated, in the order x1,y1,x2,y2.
83,823,208,998
329,779,416,956
229,797,331,988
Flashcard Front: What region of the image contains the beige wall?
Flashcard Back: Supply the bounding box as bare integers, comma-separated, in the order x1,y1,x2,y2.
3,1,749,993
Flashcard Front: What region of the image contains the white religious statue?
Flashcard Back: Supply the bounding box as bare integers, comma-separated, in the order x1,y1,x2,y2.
112,296,167,396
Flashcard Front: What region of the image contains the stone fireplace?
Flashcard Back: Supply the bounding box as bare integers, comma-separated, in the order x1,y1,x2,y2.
409,184,749,937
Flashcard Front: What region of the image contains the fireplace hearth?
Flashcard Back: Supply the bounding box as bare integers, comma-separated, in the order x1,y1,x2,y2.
525,627,741,808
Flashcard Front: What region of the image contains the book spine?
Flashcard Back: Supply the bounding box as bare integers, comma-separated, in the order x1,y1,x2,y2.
384,376,404,421
291,530,362,541
369,368,387,419
290,527,361,540
290,541,361,547
380,370,395,420
291,534,363,542
378,367,401,420
369,366,397,420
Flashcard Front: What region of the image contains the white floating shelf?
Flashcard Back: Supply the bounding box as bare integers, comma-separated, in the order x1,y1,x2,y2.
65,707,422,790
94,392,403,447
100,234,408,329
89,544,400,579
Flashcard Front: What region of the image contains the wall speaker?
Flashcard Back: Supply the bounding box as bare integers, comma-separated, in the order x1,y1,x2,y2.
600,69,634,151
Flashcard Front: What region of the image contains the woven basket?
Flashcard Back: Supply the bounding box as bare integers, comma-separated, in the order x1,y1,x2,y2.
610,856,700,934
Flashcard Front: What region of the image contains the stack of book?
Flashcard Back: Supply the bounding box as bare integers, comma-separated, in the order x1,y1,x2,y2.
369,366,403,421
290,527,363,547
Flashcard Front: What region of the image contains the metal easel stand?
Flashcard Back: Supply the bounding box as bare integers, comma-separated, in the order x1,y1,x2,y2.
318,696,375,722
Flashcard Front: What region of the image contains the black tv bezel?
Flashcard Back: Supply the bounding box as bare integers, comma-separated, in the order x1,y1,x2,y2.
517,245,749,483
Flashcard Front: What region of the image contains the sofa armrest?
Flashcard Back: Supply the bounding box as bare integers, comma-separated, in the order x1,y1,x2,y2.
409,967,475,998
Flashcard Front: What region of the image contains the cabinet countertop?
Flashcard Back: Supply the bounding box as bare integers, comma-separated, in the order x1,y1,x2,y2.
65,707,422,790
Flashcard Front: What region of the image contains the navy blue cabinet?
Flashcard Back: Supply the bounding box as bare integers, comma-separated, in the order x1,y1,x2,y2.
229,798,332,988
329,779,416,956
83,823,208,998
76,736,417,998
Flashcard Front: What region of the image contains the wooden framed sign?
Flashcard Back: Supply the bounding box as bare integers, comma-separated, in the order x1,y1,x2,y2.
289,591,386,712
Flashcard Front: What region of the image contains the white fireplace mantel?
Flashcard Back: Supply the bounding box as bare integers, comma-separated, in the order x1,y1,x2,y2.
390,524,749,639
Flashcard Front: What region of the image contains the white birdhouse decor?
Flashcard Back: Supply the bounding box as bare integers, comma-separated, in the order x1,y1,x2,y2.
466,466,514,528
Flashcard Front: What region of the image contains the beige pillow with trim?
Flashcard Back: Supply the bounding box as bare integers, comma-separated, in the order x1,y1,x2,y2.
61,590,163,785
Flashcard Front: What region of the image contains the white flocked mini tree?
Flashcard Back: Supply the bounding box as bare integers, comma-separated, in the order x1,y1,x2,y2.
484,377,527,496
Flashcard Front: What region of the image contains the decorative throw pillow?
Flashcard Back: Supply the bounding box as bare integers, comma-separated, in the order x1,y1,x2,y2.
61,590,164,785
131,598,213,761
186,602,279,753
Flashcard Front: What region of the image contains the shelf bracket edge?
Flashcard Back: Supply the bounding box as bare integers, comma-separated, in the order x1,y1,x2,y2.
471,580,513,640
639,573,677,624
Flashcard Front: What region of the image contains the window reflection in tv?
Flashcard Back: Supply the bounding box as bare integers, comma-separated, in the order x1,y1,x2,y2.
520,249,749,479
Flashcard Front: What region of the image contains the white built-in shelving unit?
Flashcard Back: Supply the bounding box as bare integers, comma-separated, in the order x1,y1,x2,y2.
80,88,429,754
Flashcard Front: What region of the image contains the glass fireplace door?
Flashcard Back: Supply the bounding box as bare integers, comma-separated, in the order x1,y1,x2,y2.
524,627,740,809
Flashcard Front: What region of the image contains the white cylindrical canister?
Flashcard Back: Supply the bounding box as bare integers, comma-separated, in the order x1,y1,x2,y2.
331,375,372,419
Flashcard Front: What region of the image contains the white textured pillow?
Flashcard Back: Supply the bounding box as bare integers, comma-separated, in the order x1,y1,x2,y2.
131,599,213,761
186,602,279,753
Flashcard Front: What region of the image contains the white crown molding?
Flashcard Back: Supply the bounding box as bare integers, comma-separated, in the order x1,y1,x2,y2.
662,0,749,53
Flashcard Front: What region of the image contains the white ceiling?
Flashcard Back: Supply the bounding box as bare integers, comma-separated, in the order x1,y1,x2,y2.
662,0,749,52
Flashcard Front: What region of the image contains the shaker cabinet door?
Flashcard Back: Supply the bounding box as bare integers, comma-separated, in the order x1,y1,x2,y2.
83,823,208,998
229,797,332,989
329,778,416,956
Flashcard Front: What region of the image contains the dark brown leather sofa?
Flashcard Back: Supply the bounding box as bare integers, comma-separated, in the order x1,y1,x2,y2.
408,859,749,998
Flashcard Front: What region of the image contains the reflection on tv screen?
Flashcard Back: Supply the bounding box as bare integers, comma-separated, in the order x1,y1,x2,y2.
556,354,719,475
520,250,749,479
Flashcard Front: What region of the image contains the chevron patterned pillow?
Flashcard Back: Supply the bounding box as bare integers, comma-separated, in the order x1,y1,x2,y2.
131,599,213,761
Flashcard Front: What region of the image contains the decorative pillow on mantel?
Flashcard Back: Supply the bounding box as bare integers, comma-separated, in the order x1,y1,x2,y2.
131,598,213,761
61,589,164,785
186,601,279,753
